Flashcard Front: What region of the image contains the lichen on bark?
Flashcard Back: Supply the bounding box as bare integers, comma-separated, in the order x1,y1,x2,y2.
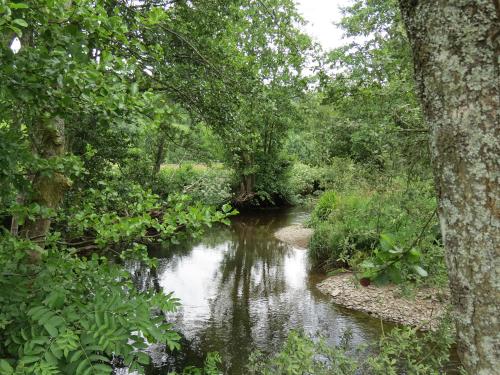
399,0,499,373
21,116,71,246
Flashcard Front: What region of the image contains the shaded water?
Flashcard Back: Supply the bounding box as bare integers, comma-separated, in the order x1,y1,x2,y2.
130,208,386,374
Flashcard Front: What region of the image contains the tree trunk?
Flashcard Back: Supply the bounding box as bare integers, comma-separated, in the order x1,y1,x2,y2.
153,135,166,179
399,1,499,373
21,116,71,246
238,174,255,200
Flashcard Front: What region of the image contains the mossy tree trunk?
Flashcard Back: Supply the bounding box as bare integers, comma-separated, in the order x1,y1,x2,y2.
399,0,499,373
21,116,71,246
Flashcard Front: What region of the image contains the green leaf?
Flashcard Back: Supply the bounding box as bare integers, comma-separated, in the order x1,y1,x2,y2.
0,359,14,374
379,233,396,252
8,3,29,9
412,265,428,277
407,248,421,262
12,18,28,27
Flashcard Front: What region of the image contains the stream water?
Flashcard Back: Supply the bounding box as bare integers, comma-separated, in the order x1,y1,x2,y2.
128,208,386,374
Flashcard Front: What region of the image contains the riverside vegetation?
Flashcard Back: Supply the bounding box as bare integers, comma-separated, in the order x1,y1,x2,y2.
1,0,497,374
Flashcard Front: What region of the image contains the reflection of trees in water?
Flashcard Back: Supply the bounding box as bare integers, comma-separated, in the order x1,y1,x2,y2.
128,225,233,293
191,215,294,373
139,211,305,374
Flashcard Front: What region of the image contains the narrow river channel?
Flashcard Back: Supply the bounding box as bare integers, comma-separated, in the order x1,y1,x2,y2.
127,208,385,374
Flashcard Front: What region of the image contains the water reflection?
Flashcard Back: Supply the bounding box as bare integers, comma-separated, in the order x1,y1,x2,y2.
134,208,383,374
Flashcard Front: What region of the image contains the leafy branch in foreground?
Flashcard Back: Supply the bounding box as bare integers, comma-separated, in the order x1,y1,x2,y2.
0,233,181,375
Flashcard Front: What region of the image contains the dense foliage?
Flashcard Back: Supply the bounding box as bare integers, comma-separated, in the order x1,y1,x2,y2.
248,320,455,374
0,0,310,373
0,0,464,372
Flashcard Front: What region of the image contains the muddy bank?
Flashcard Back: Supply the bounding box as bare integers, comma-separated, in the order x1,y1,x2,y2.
274,224,313,249
317,273,449,330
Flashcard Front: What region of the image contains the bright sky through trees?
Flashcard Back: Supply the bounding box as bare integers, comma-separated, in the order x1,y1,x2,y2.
295,0,353,50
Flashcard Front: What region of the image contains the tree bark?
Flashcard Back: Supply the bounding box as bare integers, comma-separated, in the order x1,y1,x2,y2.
399,1,499,373
153,135,166,179
21,116,71,246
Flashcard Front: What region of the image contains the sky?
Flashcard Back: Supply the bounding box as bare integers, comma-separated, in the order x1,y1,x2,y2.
11,1,353,54
295,0,353,50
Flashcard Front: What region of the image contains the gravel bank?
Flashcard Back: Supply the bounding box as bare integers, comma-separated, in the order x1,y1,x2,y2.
317,273,449,330
274,224,313,249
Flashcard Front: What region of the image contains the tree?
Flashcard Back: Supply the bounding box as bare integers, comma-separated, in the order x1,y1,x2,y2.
133,0,312,205
399,0,499,373
319,0,428,170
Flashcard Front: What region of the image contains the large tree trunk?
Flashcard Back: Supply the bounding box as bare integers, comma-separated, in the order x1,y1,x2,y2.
21,116,71,246
399,1,499,373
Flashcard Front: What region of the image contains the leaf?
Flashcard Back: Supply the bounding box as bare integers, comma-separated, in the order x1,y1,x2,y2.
407,248,421,263
386,265,402,284
8,2,29,9
379,233,396,252
0,359,14,374
12,18,28,27
388,246,403,254
43,322,59,337
93,363,113,374
412,265,428,277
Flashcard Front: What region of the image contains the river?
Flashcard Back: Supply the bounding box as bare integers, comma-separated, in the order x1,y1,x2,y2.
125,207,387,374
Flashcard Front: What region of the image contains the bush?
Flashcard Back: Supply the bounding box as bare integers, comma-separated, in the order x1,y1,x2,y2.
247,330,357,375
154,164,235,207
287,163,325,200
318,157,369,193
286,158,370,205
0,234,181,375
309,191,379,270
246,319,457,374
308,179,445,284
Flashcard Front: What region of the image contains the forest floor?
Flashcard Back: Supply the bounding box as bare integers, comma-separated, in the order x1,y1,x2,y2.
317,273,450,330
274,224,313,249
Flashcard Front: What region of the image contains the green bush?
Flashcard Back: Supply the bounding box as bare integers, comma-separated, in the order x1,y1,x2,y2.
287,163,324,200
154,164,235,207
286,158,370,205
247,330,357,375
309,191,379,270
318,157,369,193
247,319,457,374
308,180,444,284
0,234,181,375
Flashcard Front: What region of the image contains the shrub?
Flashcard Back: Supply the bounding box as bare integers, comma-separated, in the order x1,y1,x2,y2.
154,164,235,207
147,313,456,374
318,157,369,193
246,319,457,374
0,235,181,375
308,180,444,284
287,163,324,200
309,191,379,270
247,330,357,375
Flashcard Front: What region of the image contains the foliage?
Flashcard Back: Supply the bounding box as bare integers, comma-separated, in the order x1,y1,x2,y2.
286,163,324,201
285,158,369,205
59,178,235,251
247,330,357,375
317,0,429,172
246,320,457,375
177,352,222,375
0,232,181,375
251,155,293,207
154,164,235,207
364,319,456,374
308,178,444,285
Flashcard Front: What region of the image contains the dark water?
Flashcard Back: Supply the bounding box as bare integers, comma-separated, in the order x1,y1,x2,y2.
126,207,387,374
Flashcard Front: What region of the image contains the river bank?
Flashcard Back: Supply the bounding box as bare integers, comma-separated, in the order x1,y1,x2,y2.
317,273,449,330
273,224,449,331
273,224,313,249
